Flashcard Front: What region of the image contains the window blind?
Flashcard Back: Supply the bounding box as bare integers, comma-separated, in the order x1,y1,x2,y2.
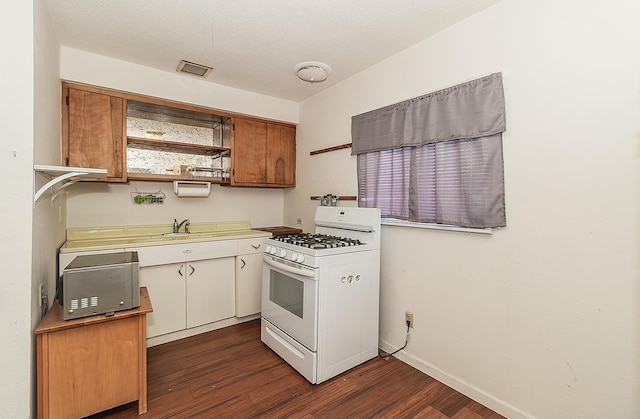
353,73,506,229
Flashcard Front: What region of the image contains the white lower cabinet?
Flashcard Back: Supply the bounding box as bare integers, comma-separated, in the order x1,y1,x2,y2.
138,258,235,338
236,238,264,317
128,241,237,339
139,263,187,338
186,257,235,328
59,236,266,342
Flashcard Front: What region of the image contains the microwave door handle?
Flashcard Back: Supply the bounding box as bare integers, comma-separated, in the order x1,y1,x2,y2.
263,255,316,278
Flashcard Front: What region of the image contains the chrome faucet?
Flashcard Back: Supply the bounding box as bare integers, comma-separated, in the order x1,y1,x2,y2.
173,218,190,234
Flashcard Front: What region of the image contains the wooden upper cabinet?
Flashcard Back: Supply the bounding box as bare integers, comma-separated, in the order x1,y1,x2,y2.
232,118,268,185
267,124,296,186
62,84,127,182
59,82,295,188
232,118,296,187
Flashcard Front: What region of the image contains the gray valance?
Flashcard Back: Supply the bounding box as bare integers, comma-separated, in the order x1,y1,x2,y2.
351,72,506,155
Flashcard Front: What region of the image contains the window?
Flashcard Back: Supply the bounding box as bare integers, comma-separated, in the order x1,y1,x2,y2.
357,135,505,228
352,73,506,229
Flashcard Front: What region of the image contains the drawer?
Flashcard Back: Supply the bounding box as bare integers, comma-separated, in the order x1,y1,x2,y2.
237,237,264,255
126,240,237,267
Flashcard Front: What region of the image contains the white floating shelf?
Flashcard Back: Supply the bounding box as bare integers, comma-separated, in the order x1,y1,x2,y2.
34,165,107,205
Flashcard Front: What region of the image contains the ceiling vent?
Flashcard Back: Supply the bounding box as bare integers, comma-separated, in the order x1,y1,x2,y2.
176,60,213,78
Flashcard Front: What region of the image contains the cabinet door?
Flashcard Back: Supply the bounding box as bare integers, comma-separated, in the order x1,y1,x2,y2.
236,253,264,317
232,118,267,184
187,258,236,328
267,124,296,186
139,264,186,338
46,317,139,418
64,86,126,182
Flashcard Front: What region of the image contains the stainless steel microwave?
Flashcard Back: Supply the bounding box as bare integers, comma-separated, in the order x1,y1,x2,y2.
61,252,139,320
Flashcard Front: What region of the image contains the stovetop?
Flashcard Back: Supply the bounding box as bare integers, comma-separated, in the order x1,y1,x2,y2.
271,233,363,249
264,231,375,268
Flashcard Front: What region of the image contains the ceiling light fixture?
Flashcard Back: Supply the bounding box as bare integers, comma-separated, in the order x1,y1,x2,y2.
294,61,332,83
176,60,213,78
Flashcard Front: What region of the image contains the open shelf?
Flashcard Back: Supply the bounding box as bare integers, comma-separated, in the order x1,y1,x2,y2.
127,136,230,157
126,172,229,184
34,165,107,205
127,100,229,130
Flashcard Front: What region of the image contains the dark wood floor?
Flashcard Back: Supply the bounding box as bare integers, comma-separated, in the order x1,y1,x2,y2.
92,320,504,419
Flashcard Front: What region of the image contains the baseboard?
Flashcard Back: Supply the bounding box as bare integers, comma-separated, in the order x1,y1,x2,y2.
379,339,535,419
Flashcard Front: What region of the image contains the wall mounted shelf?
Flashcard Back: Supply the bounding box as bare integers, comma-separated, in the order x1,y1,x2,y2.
127,136,230,157
310,195,357,201
34,165,107,205
309,143,352,156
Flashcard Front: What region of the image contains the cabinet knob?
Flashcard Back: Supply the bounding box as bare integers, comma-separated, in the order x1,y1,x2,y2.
251,244,261,249
240,258,246,269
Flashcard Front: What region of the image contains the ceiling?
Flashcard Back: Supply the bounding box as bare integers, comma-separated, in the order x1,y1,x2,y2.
44,0,501,102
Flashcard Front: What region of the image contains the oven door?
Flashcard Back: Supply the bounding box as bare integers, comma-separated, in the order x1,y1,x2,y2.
262,255,319,351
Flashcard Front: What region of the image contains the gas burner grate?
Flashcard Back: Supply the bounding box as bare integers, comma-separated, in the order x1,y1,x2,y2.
273,233,363,249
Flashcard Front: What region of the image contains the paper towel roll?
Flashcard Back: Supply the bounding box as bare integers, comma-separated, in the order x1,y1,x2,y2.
173,181,211,197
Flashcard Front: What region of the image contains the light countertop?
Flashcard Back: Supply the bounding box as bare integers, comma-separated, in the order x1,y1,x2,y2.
60,221,271,253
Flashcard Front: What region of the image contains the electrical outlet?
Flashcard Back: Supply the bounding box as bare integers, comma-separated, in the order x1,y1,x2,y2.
39,284,45,307
405,311,414,328
296,217,303,225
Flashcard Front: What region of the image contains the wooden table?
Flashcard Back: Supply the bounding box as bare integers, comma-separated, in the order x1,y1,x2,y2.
36,287,153,418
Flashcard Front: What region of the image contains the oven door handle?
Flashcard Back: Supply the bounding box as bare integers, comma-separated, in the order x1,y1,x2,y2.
263,255,316,278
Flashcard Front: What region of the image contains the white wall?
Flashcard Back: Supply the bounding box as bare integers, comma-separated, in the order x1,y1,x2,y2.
33,0,62,323
289,1,640,418
0,1,35,417
60,47,299,124
61,48,296,232
67,181,284,229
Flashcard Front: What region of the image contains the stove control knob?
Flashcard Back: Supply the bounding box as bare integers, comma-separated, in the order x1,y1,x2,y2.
280,249,287,258
341,277,346,283
270,247,278,255
348,275,354,284
296,254,305,263
265,245,272,253
290,252,298,261
356,275,361,281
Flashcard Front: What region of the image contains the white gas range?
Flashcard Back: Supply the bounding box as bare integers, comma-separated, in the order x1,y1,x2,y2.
261,206,381,384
